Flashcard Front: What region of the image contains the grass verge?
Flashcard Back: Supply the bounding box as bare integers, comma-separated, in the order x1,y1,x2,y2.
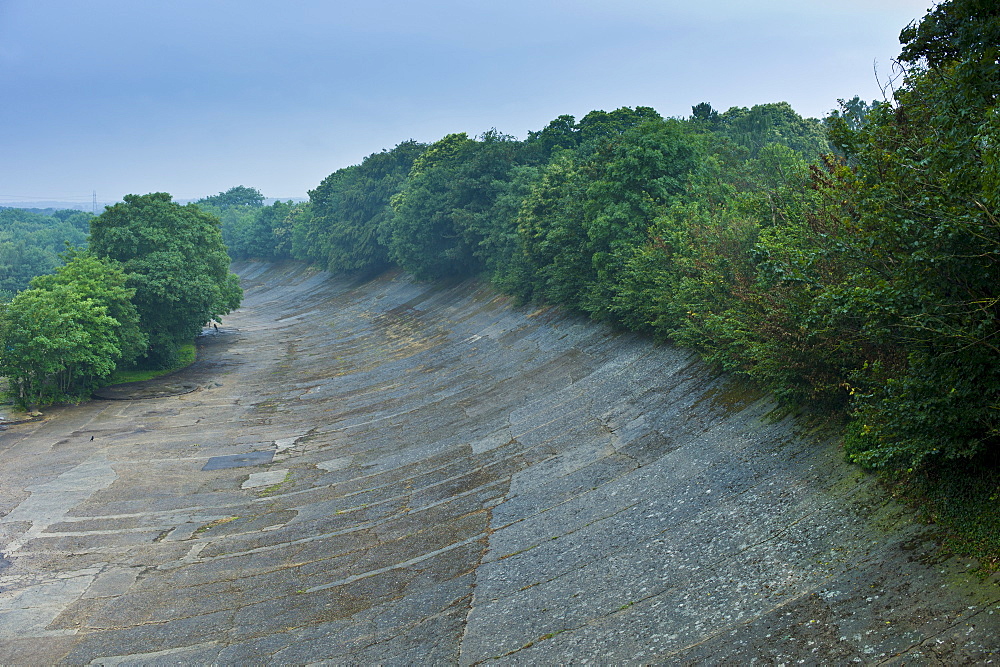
106,342,197,385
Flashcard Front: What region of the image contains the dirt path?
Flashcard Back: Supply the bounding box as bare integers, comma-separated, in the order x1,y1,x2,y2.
0,261,996,663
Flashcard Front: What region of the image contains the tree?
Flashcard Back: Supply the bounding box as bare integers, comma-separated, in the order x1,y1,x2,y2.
386,133,479,279
514,118,700,317
0,242,54,295
386,132,528,280
196,186,280,260
576,106,663,145
89,193,242,368
197,185,265,209
0,253,145,408
216,199,298,261
824,96,881,158
513,150,589,305
898,0,1000,107
525,114,580,159
0,208,90,294
716,102,829,159
607,138,848,406
206,203,259,259
690,102,720,126
31,250,147,365
820,0,1000,469
302,140,425,275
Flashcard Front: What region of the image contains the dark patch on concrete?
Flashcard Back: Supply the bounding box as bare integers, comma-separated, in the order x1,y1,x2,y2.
93,381,200,400
0,414,43,426
202,450,275,470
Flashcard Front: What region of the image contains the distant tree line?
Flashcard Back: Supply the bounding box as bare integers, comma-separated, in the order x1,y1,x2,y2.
0,208,91,300
194,186,303,263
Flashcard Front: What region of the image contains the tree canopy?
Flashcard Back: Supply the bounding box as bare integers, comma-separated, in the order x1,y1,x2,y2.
298,140,425,275
0,208,91,299
0,252,145,408
197,185,265,209
89,193,242,368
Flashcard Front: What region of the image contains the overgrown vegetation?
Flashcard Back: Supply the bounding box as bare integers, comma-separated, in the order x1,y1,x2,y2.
195,186,306,264
207,0,997,566
90,193,243,369
0,251,145,406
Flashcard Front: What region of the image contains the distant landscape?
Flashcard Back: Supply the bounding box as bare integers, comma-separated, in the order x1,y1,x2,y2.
0,197,307,213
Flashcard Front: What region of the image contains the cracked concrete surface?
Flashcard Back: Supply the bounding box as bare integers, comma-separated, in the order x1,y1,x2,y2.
0,260,997,663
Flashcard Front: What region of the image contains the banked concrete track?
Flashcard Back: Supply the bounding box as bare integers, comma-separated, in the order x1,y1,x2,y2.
1,261,997,663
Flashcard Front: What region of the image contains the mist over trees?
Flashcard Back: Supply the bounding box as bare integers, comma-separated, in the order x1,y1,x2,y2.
197,186,303,263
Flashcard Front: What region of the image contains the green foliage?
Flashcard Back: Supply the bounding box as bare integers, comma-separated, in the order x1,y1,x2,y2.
690,102,720,126
107,342,196,385
712,102,830,159
201,202,257,259
525,114,579,158
196,188,300,262
576,106,663,145
0,242,53,297
510,150,587,303
477,164,541,286
89,193,242,368
605,1,1000,477
0,208,90,294
386,132,478,279
197,185,265,209
608,141,856,407
514,118,700,317
301,140,424,274
826,2,1000,470
898,0,1000,108
0,252,145,408
228,200,300,261
897,458,1000,571
32,250,147,365
386,131,530,280
824,96,881,157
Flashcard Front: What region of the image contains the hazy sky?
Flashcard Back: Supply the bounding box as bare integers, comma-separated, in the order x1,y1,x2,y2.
1,0,932,206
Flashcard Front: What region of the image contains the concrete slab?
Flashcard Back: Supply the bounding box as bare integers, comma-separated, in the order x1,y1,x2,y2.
241,469,289,489
202,450,274,470
0,260,995,663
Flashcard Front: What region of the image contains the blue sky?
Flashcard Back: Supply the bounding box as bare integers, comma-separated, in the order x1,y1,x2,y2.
1,0,932,206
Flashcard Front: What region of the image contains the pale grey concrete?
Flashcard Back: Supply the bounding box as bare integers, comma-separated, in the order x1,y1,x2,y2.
0,261,996,663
